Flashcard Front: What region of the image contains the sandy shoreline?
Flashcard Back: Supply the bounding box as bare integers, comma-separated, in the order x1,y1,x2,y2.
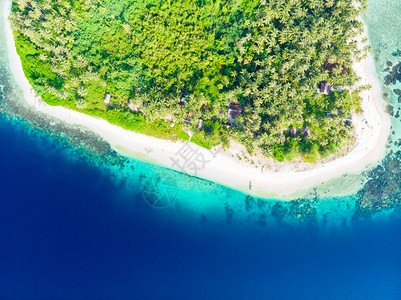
3,1,391,200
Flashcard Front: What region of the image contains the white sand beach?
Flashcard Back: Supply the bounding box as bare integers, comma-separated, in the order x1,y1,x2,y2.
4,1,391,199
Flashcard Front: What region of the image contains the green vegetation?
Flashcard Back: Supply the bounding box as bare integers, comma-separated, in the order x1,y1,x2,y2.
11,0,368,161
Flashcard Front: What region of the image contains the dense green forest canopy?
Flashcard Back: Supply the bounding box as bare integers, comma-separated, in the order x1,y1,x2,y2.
11,0,368,161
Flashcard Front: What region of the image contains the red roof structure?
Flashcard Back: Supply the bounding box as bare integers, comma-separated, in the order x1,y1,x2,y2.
323,62,349,75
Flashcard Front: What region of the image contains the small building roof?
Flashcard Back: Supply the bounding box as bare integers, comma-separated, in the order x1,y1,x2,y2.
304,126,311,137
104,94,111,105
317,81,331,95
227,102,242,121
290,127,297,137
127,99,134,110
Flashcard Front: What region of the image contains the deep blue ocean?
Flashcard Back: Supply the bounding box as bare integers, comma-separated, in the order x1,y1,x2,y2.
1,0,401,299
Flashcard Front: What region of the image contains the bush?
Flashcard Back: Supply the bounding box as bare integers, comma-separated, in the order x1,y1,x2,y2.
302,143,320,163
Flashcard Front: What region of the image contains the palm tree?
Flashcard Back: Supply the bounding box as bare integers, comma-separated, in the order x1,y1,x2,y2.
77,87,87,97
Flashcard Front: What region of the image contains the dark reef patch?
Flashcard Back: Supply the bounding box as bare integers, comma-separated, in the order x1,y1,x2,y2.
384,61,401,86
354,151,401,220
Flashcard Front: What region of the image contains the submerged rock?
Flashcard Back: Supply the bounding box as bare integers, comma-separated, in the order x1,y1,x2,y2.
394,89,401,95
384,74,396,86
386,105,394,116
384,62,401,86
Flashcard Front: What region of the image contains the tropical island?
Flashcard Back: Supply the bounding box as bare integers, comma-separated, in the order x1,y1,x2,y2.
5,0,390,197
10,0,370,160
